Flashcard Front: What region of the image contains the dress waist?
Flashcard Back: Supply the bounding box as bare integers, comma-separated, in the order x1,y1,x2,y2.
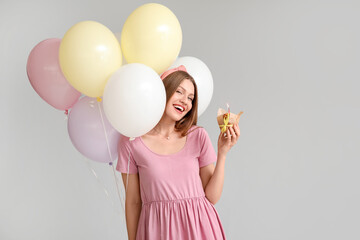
142,195,206,206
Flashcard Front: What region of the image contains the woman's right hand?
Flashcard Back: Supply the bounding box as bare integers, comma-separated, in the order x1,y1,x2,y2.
217,123,240,157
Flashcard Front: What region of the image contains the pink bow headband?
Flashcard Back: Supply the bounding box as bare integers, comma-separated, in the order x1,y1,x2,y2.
160,65,187,80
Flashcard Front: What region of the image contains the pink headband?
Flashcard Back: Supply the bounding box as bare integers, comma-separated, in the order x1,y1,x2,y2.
160,65,187,80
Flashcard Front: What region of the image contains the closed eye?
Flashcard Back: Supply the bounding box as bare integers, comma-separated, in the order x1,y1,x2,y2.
177,88,193,101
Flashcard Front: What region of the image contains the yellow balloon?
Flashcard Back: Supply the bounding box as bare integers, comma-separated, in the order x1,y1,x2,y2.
59,21,122,97
121,3,182,74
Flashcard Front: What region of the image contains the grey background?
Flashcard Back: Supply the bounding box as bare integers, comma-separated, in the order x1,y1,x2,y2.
1,0,359,239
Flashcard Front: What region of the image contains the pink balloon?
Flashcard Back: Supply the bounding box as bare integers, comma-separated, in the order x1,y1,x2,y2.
27,38,81,110
68,97,121,163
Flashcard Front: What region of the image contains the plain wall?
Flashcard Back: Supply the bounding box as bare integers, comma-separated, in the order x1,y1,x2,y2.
1,0,359,239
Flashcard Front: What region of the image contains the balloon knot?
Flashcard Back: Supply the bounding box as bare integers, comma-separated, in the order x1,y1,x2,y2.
64,109,69,115
109,162,113,166
97,97,102,102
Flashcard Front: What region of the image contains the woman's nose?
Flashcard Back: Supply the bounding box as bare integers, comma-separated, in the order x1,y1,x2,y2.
180,97,187,105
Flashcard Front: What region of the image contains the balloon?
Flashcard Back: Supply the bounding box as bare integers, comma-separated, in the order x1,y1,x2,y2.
103,63,166,138
68,97,121,163
170,57,213,117
121,3,182,74
59,21,122,97
27,38,81,110
114,32,128,65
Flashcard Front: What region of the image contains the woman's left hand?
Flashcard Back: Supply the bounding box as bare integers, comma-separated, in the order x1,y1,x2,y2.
217,123,240,156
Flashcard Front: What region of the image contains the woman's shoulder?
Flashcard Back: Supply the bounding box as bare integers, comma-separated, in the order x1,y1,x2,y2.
186,126,213,148
187,125,208,137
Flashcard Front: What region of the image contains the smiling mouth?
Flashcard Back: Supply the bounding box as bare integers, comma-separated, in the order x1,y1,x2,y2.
174,105,184,113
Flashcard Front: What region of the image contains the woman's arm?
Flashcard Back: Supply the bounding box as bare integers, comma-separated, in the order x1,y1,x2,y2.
200,154,225,205
121,173,142,240
200,123,240,204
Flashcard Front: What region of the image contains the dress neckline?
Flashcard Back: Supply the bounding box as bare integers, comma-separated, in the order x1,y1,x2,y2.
138,126,197,157
139,135,189,157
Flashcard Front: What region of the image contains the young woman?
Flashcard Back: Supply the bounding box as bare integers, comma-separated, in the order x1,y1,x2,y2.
116,65,240,240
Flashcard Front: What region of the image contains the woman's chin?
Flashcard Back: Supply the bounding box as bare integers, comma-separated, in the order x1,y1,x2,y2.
163,113,182,122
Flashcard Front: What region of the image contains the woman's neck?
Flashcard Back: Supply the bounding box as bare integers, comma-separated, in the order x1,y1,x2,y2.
154,118,175,134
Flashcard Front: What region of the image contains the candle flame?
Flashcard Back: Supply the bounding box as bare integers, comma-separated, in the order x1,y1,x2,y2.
226,103,230,113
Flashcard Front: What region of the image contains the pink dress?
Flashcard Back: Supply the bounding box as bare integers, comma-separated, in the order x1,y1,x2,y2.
116,126,226,240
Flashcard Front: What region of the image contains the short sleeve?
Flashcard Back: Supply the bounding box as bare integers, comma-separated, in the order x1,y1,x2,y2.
116,135,138,174
198,128,217,168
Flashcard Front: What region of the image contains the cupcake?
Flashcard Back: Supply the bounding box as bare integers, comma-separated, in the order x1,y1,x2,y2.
217,108,243,133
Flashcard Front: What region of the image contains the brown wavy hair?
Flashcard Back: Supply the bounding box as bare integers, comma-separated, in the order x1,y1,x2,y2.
162,70,200,137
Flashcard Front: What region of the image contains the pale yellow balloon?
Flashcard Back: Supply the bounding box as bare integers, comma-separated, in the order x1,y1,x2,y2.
121,3,182,74
59,21,122,97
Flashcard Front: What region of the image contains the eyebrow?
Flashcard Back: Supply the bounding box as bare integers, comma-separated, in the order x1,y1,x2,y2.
178,86,194,97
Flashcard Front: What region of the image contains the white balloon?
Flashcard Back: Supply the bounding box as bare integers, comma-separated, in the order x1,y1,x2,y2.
103,63,166,138
170,56,213,117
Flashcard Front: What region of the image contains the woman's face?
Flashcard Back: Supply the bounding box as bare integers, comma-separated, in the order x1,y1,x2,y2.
165,79,195,122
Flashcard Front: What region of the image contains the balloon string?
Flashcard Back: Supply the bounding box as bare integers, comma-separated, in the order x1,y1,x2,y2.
64,109,69,121
84,159,121,215
97,101,113,163
126,151,130,193
110,166,127,240
111,164,125,212
85,160,127,239
125,138,136,194
97,100,126,215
